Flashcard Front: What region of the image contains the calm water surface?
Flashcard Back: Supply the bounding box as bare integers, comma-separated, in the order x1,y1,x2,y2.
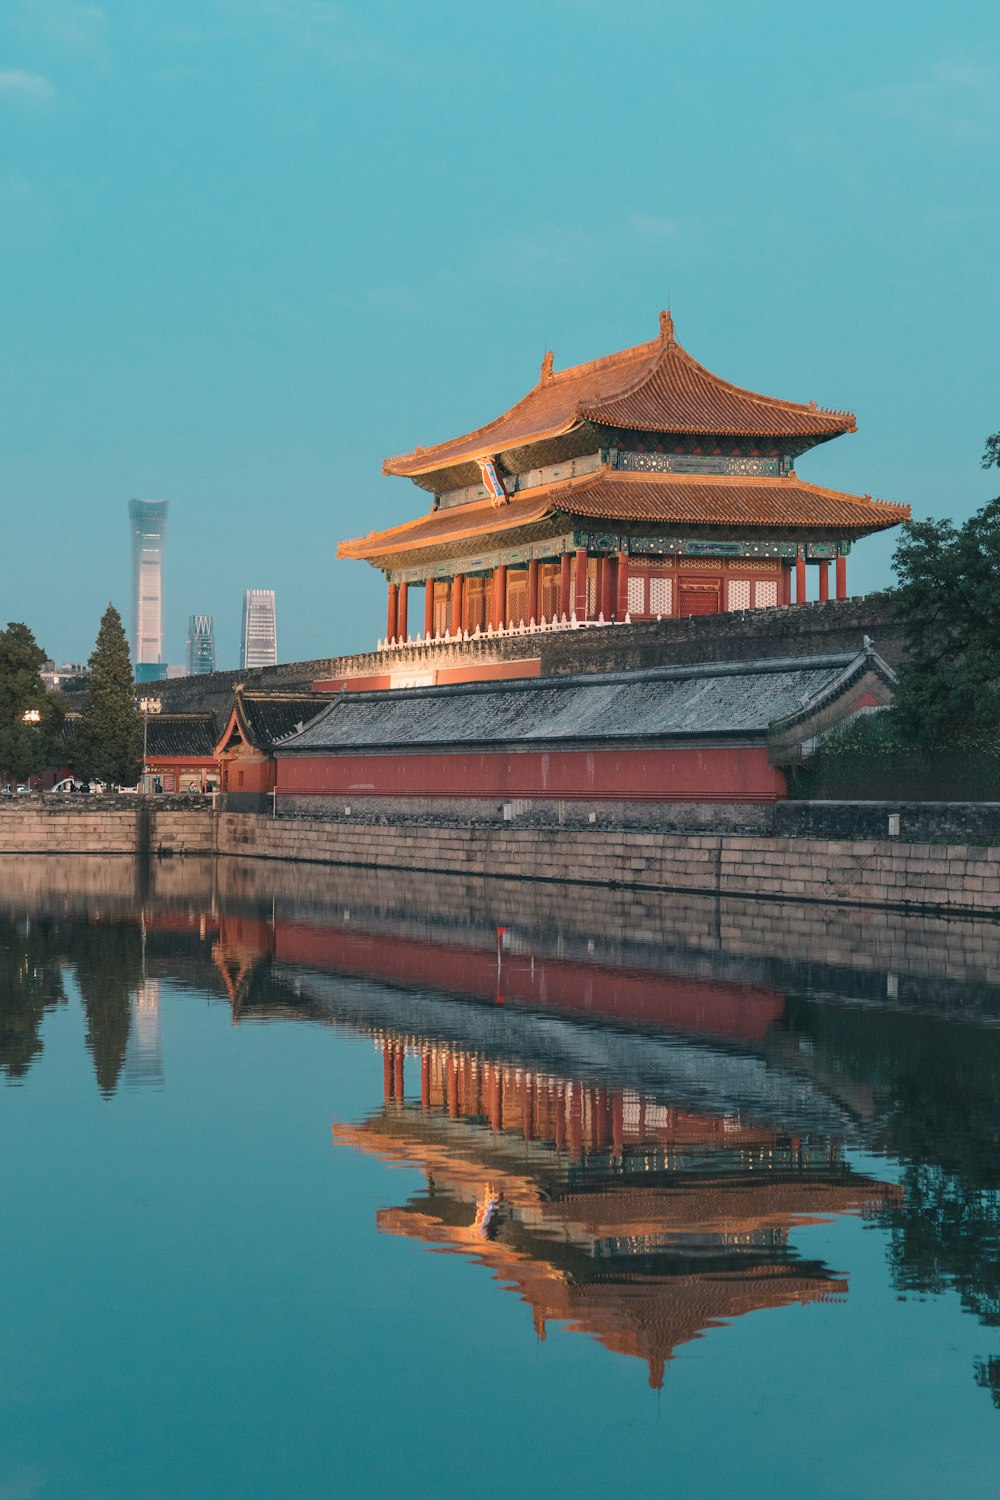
2,854,1000,1498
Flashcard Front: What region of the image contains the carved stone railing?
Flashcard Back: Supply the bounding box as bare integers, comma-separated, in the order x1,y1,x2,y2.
376,612,637,652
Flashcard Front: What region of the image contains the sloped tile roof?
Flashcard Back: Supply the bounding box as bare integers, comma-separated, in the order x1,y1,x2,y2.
338,468,909,565
560,471,909,530
383,314,854,479
147,714,217,758
235,692,332,751
277,654,869,752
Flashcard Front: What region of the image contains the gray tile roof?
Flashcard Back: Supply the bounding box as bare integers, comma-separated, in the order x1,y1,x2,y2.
147,715,218,758
277,653,872,754
236,694,332,751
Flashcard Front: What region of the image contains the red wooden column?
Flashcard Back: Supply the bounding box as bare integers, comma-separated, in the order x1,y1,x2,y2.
424,580,435,639
397,583,408,641
616,550,629,619
818,560,830,602
600,557,614,620
393,1046,404,1102
795,555,807,604
559,552,572,620
527,559,540,624
421,1050,430,1112
386,582,398,642
574,547,588,620
383,1045,393,1104
494,564,508,627
451,574,464,636
836,555,847,599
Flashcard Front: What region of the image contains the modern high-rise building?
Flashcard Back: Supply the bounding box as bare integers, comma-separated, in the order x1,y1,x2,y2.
240,589,277,669
128,498,169,682
186,614,216,676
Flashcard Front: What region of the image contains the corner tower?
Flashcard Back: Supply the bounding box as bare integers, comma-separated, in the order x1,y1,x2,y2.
339,313,909,647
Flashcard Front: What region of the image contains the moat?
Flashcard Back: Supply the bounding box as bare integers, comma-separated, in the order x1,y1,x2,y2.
2,854,1000,1498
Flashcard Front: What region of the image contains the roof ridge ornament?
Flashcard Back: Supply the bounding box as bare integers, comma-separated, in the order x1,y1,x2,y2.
659,309,675,343
539,349,554,384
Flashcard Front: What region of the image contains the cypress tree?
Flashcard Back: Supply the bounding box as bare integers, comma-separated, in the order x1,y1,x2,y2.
77,605,142,787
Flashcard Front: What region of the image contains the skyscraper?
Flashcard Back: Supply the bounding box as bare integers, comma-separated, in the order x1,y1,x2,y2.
129,498,168,682
240,589,277,669
186,614,216,676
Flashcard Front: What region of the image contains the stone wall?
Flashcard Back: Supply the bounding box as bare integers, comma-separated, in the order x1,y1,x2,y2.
215,812,1000,916
0,797,214,855
143,593,903,718
775,800,1000,842
3,797,998,915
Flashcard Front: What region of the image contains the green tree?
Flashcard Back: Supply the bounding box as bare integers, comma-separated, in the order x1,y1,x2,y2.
890,438,1000,746
0,621,66,783
76,605,142,787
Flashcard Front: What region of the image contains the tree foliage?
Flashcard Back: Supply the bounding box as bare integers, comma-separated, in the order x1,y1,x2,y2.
890,435,1000,746
76,605,142,786
0,621,66,782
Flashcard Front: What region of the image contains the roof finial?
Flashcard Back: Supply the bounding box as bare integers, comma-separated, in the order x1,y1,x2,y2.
539,349,554,384
659,308,674,342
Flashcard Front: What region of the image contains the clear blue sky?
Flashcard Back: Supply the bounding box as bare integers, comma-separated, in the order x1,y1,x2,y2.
2,0,998,668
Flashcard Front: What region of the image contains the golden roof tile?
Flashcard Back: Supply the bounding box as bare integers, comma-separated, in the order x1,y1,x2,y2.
383,313,856,479
338,468,909,564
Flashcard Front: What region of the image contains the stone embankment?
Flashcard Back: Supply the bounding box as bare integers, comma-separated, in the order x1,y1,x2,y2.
215,813,1000,917
1,797,997,916
0,796,214,856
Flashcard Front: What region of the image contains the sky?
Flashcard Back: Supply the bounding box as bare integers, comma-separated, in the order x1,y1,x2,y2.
1,0,998,669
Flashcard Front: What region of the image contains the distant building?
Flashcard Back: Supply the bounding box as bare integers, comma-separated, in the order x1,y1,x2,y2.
129,498,169,682
240,589,277,669
186,614,216,676
41,660,89,692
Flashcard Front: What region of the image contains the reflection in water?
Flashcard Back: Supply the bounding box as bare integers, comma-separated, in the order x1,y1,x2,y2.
0,914,67,1081
2,853,1000,1405
335,1039,895,1387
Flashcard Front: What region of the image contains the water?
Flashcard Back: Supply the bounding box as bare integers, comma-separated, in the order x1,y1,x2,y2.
2,854,1000,1499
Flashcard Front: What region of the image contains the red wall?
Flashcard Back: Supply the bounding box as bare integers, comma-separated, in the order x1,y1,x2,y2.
278,745,786,802
314,658,542,692
273,921,785,1043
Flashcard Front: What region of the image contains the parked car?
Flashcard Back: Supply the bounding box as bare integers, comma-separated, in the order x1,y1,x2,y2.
48,778,108,795
1,783,30,795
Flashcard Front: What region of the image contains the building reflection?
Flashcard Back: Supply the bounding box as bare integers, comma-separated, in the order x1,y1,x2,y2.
333,1036,895,1387
5,854,1000,1401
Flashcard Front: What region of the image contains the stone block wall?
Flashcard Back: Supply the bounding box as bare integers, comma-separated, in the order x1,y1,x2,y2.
214,813,1000,915
142,593,903,718
0,797,214,855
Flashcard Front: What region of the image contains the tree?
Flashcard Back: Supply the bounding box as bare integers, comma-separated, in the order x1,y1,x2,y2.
0,621,66,782
76,605,142,786
890,437,1000,746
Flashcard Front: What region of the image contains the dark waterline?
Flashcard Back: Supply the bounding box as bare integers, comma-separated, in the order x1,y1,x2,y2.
1,853,999,1499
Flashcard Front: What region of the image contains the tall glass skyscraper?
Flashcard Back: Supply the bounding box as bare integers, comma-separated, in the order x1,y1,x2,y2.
240,589,277,669
129,498,168,682
186,614,216,676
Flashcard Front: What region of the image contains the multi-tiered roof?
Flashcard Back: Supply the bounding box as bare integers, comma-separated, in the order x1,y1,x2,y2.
340,312,908,574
